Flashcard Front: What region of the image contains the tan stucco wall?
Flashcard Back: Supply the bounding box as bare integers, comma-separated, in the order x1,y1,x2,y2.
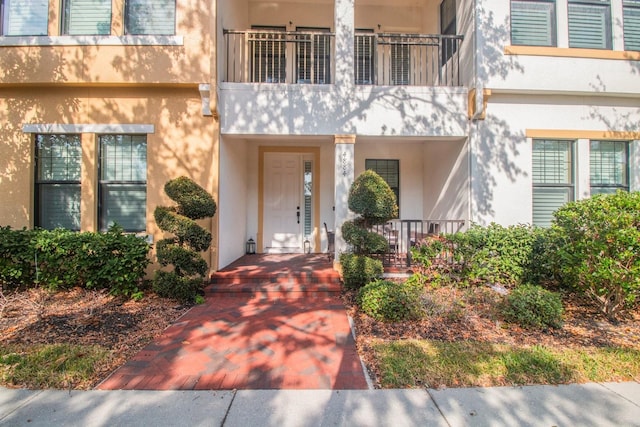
0,86,220,270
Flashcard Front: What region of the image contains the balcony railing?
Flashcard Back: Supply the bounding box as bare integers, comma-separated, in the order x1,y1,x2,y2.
223,29,463,87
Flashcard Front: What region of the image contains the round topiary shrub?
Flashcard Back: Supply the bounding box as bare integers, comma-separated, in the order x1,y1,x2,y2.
358,279,424,322
348,170,398,225
502,284,564,329
340,253,383,289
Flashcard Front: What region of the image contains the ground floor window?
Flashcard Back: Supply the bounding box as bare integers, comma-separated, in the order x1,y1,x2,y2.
365,159,400,214
99,135,147,232
34,134,82,230
532,139,574,227
590,140,629,195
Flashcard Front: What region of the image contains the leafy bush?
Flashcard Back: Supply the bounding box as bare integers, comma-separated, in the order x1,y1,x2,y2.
551,191,640,321
502,284,564,329
340,253,383,289
153,177,216,303
0,226,150,296
358,279,424,322
341,221,388,254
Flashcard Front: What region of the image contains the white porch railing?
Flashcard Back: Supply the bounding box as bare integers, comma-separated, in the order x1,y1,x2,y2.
223,29,463,87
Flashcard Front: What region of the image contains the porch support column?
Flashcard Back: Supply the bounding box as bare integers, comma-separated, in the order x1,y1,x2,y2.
334,0,355,92
334,134,356,264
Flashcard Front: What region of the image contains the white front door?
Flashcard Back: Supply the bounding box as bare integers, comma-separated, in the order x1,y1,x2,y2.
264,153,303,253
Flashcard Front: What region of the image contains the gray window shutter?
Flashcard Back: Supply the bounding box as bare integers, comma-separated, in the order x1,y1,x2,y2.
4,0,48,36
624,0,640,51
64,0,111,35
568,1,612,49
511,1,556,46
126,0,176,35
532,187,572,227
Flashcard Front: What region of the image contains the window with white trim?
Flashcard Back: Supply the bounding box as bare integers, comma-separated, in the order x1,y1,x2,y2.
125,0,176,35
365,159,400,215
624,0,640,51
510,0,557,46
1,0,48,36
99,135,147,232
62,0,112,35
35,134,82,231
532,139,574,227
590,140,629,195
568,0,612,49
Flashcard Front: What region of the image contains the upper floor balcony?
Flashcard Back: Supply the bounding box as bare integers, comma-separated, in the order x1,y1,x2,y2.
223,29,463,87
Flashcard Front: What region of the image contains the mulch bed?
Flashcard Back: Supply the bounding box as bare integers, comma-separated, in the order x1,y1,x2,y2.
0,287,190,388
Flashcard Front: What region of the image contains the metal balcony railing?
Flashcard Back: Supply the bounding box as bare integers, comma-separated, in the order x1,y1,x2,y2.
223,29,463,87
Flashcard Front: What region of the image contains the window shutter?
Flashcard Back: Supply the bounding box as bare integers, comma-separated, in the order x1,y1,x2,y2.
126,0,176,35
624,0,640,51
532,187,572,227
511,1,556,46
568,1,612,49
4,0,48,36
391,43,410,85
355,32,374,85
64,0,111,35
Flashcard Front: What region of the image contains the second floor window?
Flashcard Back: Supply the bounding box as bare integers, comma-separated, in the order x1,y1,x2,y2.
250,26,286,83
1,0,48,36
62,0,112,35
355,30,375,85
125,0,176,35
391,43,410,85
624,0,640,51
296,27,331,84
511,0,557,46
568,0,612,49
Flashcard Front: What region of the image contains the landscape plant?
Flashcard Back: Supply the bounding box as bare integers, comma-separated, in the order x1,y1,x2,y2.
340,170,398,289
551,191,640,321
501,283,564,329
153,177,217,303
358,278,424,322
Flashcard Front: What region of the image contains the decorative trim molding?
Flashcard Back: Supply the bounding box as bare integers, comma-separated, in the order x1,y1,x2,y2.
526,129,640,140
468,89,492,120
22,124,155,134
0,35,183,47
199,84,213,117
504,45,640,61
334,134,356,145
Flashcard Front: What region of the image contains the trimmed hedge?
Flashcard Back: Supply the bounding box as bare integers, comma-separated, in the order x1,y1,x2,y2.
0,226,150,297
340,253,383,290
502,284,564,329
358,278,424,322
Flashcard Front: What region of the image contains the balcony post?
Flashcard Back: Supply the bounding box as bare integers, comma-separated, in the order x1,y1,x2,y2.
334,0,355,92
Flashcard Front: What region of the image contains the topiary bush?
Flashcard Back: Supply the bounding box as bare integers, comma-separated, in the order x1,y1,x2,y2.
342,170,398,255
153,177,216,303
551,191,640,322
340,253,383,289
502,284,564,329
358,278,424,322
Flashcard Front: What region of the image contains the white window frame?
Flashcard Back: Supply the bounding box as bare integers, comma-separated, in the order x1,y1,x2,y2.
510,0,558,47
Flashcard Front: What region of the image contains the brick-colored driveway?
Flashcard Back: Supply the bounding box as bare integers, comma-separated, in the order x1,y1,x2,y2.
98,256,368,390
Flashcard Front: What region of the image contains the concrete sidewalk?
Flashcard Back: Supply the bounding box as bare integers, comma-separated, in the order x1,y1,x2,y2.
2,382,639,427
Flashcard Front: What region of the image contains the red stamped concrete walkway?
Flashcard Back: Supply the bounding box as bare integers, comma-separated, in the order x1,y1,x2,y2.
98,255,368,390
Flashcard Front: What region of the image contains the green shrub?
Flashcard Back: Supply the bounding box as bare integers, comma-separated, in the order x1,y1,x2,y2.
340,253,383,289
0,226,150,296
341,221,388,254
153,176,216,303
358,279,424,322
552,191,640,321
153,270,204,303
164,176,217,220
348,170,398,226
502,284,564,329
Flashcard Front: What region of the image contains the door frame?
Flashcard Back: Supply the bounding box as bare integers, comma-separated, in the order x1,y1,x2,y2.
258,146,321,253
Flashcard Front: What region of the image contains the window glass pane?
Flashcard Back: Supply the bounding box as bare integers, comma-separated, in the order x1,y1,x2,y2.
125,0,175,35
568,0,612,49
99,135,147,232
532,139,574,227
38,184,81,230
3,0,48,36
365,159,400,212
511,0,556,46
37,135,82,181
533,187,573,227
304,161,313,237
590,140,629,193
355,31,375,85
101,184,147,231
63,0,111,35
624,0,640,51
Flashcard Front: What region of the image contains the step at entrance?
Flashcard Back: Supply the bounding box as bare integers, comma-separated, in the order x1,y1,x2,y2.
208,254,342,299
